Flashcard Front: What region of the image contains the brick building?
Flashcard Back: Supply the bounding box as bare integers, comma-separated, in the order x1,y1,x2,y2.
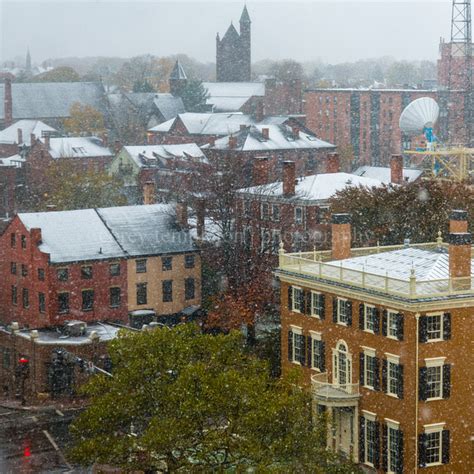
0,204,201,330
276,211,473,472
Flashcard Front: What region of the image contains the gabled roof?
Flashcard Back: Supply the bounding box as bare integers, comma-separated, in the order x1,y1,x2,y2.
18,204,195,263
237,172,384,203
0,154,24,168
39,136,112,159
210,124,335,152
170,60,187,81
354,165,423,184
153,94,185,121
0,120,57,145
122,144,207,169
0,82,105,120
203,82,265,112
222,23,240,42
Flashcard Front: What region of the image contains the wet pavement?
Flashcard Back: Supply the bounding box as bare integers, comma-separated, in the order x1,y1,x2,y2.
0,404,90,473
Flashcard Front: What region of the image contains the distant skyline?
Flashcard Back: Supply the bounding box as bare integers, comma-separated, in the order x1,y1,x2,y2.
1,1,452,65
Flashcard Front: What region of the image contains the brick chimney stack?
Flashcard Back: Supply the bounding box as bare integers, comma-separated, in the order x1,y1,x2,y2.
292,126,300,138
282,161,296,197
261,128,270,140
44,134,50,149
449,232,471,290
326,153,340,173
255,100,264,122
390,154,404,184
228,135,237,149
331,213,352,260
143,181,156,205
17,128,23,145
4,78,13,127
196,198,205,239
176,202,188,229
449,209,468,233
252,156,270,186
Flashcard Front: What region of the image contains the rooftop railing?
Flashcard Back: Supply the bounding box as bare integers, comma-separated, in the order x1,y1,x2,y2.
311,372,360,400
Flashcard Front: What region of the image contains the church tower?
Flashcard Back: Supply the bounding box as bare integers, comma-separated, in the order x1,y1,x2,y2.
216,5,252,82
169,60,188,96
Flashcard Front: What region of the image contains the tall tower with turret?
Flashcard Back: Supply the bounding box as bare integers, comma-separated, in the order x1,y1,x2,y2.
216,6,252,82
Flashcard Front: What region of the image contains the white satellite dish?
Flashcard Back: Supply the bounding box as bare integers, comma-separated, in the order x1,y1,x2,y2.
399,97,440,136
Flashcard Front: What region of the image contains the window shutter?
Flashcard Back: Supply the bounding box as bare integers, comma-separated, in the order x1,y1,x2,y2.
397,313,404,341
300,335,306,366
418,433,427,467
359,353,365,386
397,430,404,474
332,297,338,322
320,294,325,319
374,421,381,468
373,308,380,334
442,430,450,464
419,316,428,343
419,367,428,401
442,364,451,399
359,303,365,329
381,359,388,392
288,286,293,311
443,313,451,340
382,309,388,336
319,341,326,371
300,290,307,314
381,423,388,472
359,417,365,463
346,300,352,326
398,364,404,399
374,357,380,391
307,336,312,368
287,330,293,362
304,291,312,315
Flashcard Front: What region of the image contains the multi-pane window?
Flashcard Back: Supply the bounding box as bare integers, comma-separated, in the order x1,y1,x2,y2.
136,259,147,273
260,229,271,253
426,314,442,340
271,230,281,254
185,278,195,300
426,365,442,399
337,299,350,324
10,262,16,275
109,263,120,276
289,329,305,364
261,203,270,220
365,418,378,466
364,353,377,389
82,290,94,311
387,311,398,338
387,426,402,473
11,285,17,305
272,204,280,221
311,337,325,371
311,292,324,318
365,305,377,332
22,288,29,308
387,361,401,397
243,200,251,217
294,207,303,224
21,235,26,249
38,292,45,313
2,348,11,369
38,268,45,281
292,287,304,313
57,268,69,281
81,266,93,279
21,264,28,277
10,233,15,247
136,283,147,305
58,292,69,313
185,255,195,269
425,431,442,465
163,280,173,302
109,287,121,308
162,257,172,271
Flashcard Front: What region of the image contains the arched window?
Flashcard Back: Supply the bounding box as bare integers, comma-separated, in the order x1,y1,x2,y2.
333,340,352,390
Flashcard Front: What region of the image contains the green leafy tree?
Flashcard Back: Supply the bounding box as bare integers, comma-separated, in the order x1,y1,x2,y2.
68,325,358,473
63,102,106,135
181,79,209,112
132,79,155,93
32,66,81,82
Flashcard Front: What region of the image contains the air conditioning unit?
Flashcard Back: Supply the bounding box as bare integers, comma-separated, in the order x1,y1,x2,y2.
64,320,87,337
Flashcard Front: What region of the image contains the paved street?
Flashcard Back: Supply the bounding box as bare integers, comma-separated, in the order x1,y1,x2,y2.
0,405,90,473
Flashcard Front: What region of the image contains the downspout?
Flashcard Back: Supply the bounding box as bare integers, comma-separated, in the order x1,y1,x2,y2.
414,312,420,473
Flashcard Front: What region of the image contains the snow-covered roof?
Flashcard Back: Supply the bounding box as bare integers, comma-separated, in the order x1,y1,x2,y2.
149,112,290,135
17,204,196,263
153,94,185,121
39,136,112,159
210,124,335,151
238,172,384,203
325,247,474,281
170,61,187,81
0,154,25,167
203,82,265,112
123,144,207,168
0,119,57,145
354,166,423,184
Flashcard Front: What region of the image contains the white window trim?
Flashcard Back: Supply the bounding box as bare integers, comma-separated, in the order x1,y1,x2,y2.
385,352,400,363
292,287,302,313
289,325,302,335
385,418,400,429
272,204,280,221
386,309,399,340
290,326,303,366
425,312,444,342
362,412,377,467
364,304,376,333
362,410,377,421
310,291,322,318
310,334,323,372
294,206,303,224
423,424,445,467
362,349,377,390
362,346,376,357
424,360,445,401
386,421,401,474
337,297,348,326
386,357,401,398
309,330,322,340
424,422,446,433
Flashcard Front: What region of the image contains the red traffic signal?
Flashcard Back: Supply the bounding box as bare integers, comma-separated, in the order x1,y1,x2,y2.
19,357,29,364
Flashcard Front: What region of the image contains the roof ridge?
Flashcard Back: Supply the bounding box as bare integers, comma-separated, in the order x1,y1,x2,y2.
94,208,129,256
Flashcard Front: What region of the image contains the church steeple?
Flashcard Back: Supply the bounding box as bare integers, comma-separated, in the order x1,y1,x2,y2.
169,60,188,96
240,5,251,25
25,47,32,74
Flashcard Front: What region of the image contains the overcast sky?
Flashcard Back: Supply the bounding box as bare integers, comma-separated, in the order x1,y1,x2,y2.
0,1,452,65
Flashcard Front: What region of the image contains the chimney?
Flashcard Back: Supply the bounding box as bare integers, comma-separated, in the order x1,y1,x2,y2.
44,134,50,149
449,209,468,233
390,154,404,184
30,228,42,246
282,161,296,196
4,78,13,127
255,100,264,122
261,128,270,140
208,136,216,147
331,213,352,260
114,140,122,154
17,128,23,145
240,124,247,131
449,232,471,290
143,181,156,205
30,133,36,145
176,201,188,229
101,132,108,147
252,156,270,186
292,125,300,139
228,135,237,149
326,153,340,173
196,198,205,239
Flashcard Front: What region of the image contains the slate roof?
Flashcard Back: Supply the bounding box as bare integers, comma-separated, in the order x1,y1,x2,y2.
354,166,423,184
240,5,251,23
170,60,187,80
39,136,112,159
238,172,384,203
154,94,185,121
203,82,265,112
210,124,335,151
222,23,240,42
0,120,57,145
0,82,105,120
18,204,195,263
